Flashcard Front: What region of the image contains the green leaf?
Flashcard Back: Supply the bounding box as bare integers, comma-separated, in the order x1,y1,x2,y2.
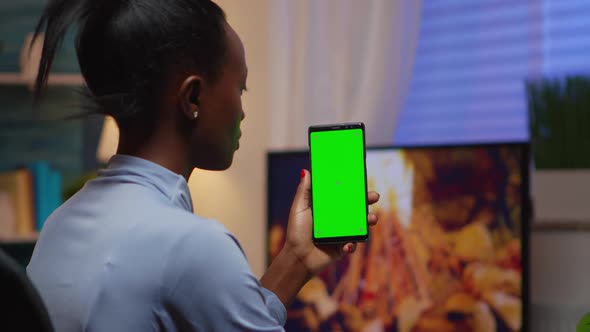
577,312,590,332
527,76,590,169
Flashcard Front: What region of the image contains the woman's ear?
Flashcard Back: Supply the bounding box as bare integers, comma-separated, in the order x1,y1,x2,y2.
178,75,202,120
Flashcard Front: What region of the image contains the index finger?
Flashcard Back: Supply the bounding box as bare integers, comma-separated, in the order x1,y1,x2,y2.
368,191,380,205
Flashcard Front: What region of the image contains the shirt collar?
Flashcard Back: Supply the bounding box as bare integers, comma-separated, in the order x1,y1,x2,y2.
98,154,194,213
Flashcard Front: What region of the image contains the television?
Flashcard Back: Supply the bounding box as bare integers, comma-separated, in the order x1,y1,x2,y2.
267,143,530,332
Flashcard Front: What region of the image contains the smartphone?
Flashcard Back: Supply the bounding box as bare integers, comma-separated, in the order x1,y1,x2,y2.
309,122,369,243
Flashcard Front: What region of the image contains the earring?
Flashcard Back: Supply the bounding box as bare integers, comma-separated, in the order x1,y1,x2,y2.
193,111,199,119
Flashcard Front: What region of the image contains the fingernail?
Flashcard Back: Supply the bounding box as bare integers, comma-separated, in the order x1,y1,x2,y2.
300,169,305,179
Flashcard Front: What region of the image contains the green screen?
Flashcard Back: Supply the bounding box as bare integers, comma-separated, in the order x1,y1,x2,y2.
310,128,367,239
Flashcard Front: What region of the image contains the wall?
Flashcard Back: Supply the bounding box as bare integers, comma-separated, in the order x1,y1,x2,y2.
188,0,271,277
531,232,590,307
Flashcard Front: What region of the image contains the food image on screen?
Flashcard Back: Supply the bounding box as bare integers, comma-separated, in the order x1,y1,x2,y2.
267,144,528,332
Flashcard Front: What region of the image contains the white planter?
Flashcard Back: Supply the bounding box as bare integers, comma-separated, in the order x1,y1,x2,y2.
532,170,590,225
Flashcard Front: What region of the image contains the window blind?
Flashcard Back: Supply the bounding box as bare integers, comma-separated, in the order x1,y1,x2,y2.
394,0,590,145
543,1,590,75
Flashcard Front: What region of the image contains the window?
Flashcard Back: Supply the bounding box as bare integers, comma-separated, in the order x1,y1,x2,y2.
395,0,590,145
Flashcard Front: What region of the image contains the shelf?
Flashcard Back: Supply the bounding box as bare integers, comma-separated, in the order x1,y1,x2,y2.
0,232,39,243
0,73,84,86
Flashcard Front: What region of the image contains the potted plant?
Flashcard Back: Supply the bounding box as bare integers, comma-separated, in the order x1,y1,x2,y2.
527,76,590,328
526,76,590,225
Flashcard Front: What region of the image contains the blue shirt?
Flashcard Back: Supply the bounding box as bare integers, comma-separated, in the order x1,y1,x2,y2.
27,155,287,331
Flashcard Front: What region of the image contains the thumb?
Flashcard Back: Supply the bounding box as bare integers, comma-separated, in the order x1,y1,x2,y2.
291,169,311,214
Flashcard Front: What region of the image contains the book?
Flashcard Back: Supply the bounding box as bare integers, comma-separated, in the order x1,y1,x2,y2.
0,169,35,235
48,167,62,221
28,161,50,230
0,190,17,237
27,161,63,230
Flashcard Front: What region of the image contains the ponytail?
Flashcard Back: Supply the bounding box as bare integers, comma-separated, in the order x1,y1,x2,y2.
32,0,227,128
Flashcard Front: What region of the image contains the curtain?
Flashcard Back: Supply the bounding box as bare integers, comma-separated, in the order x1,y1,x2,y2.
267,0,422,148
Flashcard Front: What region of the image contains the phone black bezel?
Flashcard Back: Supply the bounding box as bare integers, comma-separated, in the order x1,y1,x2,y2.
308,122,369,244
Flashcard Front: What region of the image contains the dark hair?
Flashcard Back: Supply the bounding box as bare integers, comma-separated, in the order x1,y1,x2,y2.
33,0,227,129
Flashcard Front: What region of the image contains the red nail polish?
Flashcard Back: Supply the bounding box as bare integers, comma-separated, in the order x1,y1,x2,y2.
300,169,305,179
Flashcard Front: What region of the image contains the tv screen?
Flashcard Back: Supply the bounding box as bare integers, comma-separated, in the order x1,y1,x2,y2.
267,143,529,332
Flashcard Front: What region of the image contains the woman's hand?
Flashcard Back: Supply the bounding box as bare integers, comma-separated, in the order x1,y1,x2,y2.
283,169,380,276
261,169,379,306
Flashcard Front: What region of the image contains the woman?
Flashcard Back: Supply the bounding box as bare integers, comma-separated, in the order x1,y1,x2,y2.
27,0,380,331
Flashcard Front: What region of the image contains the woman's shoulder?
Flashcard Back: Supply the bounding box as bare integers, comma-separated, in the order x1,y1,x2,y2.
157,211,251,288
154,206,229,236
146,206,243,254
